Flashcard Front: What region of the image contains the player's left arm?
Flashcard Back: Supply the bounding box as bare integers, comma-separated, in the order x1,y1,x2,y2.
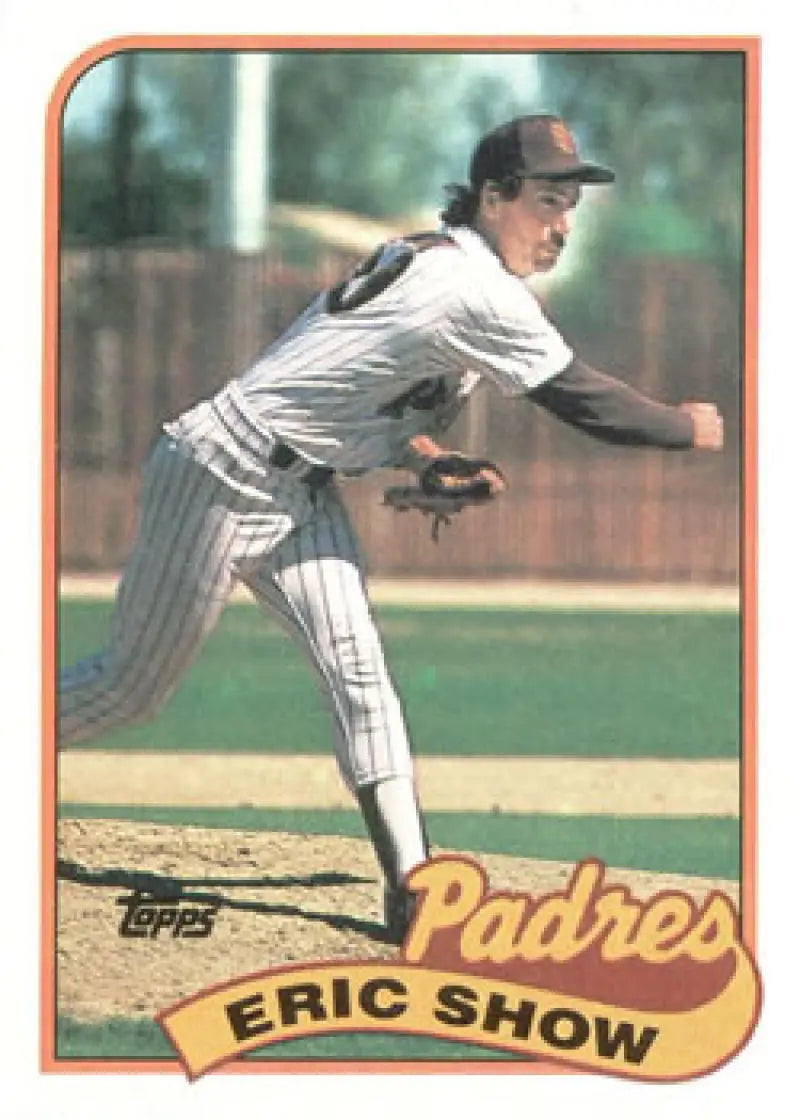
526,357,724,451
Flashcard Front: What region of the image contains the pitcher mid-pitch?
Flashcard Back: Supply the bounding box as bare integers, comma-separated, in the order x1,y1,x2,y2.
59,115,723,943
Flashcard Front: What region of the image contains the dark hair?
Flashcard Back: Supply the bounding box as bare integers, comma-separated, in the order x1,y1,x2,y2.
439,183,479,226
439,175,523,227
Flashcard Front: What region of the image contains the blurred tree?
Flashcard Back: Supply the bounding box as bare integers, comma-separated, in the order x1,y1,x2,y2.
271,52,467,216
538,51,744,271
60,50,539,244
60,49,746,270
61,131,207,246
532,51,745,432
61,53,209,245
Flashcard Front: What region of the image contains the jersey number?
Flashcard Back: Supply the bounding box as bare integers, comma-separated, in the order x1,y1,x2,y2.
326,233,456,420
377,377,448,418
325,242,415,313
325,232,454,314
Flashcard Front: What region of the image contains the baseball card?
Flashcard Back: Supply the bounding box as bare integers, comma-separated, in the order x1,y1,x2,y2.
7,1,788,1113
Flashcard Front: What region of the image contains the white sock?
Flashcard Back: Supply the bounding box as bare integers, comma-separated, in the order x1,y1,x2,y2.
372,775,428,879
357,774,429,887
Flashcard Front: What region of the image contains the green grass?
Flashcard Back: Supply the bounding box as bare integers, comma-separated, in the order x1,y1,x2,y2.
57,1016,176,1060
58,804,740,879
56,1016,524,1063
57,602,740,759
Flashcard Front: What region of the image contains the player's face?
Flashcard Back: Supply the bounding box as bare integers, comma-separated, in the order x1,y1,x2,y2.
477,178,582,278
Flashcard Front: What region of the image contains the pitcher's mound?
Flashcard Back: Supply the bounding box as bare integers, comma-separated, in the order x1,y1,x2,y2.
56,818,739,1023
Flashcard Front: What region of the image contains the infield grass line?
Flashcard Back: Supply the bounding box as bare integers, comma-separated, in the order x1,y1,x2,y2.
57,804,740,879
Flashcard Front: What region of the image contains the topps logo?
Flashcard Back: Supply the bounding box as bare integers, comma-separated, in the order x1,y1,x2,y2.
116,892,219,939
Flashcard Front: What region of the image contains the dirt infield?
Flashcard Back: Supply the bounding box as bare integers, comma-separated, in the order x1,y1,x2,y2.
56,818,739,1024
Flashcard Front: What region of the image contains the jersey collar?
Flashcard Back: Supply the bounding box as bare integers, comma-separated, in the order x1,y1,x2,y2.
444,224,510,275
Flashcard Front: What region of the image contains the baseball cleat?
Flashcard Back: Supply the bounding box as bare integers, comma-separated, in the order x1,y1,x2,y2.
383,885,419,945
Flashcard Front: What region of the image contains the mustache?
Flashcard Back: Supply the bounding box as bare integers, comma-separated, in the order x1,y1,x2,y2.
548,231,566,251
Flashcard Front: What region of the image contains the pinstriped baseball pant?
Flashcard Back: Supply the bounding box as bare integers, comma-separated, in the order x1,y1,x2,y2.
58,434,414,791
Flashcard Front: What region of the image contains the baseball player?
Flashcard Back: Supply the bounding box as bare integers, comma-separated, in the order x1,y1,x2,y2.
59,114,724,943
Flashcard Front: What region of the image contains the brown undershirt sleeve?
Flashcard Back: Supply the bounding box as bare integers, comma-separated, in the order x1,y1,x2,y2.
526,357,694,449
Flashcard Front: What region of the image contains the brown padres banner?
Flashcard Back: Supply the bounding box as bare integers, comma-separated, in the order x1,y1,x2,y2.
158,856,761,1081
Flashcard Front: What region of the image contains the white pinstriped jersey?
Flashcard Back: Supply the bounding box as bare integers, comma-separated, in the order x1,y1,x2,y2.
165,224,573,477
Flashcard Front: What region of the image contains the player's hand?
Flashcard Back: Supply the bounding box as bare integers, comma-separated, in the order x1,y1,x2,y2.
406,433,446,473
477,464,507,494
405,435,505,493
679,402,724,451
408,437,507,495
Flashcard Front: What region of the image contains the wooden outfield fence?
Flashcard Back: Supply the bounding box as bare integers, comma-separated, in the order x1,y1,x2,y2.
58,248,741,583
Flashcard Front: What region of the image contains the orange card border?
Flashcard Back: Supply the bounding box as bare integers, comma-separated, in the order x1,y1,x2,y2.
40,34,760,1077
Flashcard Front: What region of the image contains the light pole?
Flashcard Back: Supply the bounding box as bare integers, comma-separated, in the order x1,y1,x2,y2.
207,52,272,251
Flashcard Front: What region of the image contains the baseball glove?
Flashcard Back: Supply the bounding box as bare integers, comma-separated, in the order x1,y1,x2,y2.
383,454,505,541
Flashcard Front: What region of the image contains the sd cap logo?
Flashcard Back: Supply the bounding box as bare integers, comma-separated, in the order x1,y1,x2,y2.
550,120,576,154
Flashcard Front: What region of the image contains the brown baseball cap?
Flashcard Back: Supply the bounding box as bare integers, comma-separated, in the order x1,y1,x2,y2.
470,114,615,187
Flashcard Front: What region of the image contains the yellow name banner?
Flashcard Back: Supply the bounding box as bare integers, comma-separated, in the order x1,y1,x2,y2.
158,948,759,1081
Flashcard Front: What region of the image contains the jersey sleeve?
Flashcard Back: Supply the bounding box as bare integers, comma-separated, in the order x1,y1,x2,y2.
437,272,573,395
528,358,694,448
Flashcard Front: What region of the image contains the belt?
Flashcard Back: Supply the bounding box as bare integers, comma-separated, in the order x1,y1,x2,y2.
268,441,334,488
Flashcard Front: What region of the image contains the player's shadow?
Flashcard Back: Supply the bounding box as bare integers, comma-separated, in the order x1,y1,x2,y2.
57,858,392,941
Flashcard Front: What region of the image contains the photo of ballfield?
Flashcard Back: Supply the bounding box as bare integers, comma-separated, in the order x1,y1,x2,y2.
50,45,750,1067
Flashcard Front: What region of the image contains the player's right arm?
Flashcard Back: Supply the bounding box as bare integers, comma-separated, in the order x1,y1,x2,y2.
525,358,724,451
439,253,723,453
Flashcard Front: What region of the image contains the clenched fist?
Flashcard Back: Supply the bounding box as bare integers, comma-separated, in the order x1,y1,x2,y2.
679,402,724,451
